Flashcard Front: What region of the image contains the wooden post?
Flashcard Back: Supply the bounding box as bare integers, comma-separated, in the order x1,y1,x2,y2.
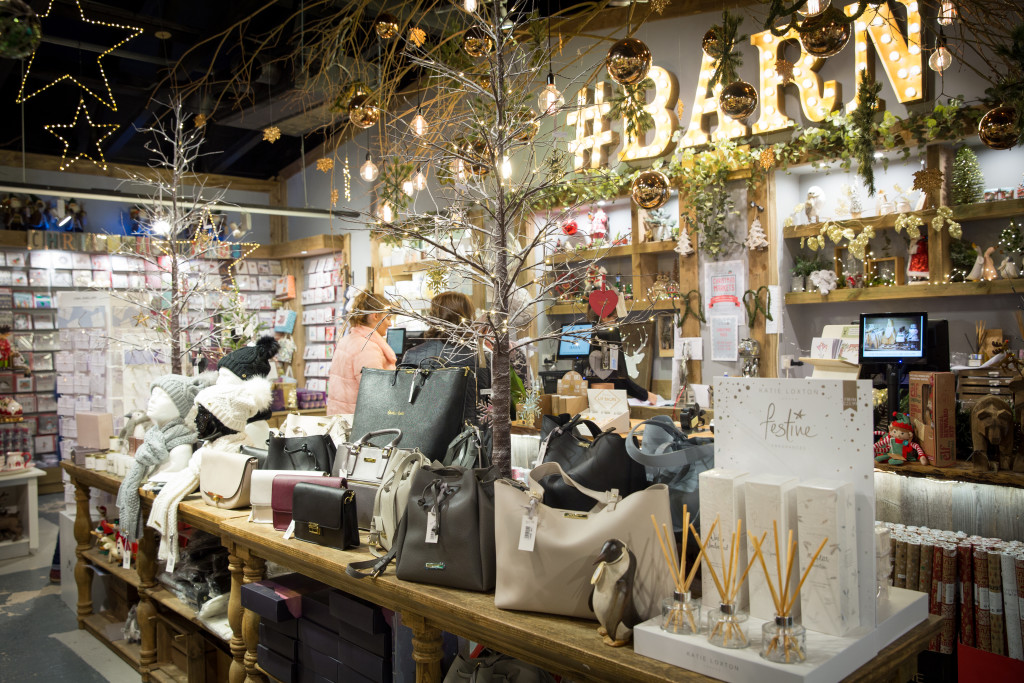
269,178,288,245
926,145,954,283
227,551,246,683
746,175,779,378
678,193,701,384
73,481,93,626
404,612,443,683
137,525,159,670
242,555,267,683
281,258,306,387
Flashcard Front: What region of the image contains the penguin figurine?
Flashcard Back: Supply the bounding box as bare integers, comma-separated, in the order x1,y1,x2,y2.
589,539,639,647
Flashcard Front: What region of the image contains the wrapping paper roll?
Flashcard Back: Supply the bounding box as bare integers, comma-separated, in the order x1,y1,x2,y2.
1016,555,1024,658
989,549,1006,655
940,544,957,655
975,546,992,652
1002,551,1022,661
919,541,934,595
894,537,909,589
959,542,975,647
907,540,921,592
928,543,944,652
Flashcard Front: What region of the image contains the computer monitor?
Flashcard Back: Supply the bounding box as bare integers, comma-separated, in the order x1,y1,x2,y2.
858,312,927,364
385,328,406,357
557,324,593,360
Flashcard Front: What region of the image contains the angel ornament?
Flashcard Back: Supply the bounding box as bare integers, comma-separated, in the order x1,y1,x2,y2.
744,216,769,250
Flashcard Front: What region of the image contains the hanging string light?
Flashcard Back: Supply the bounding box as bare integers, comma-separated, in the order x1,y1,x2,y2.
412,166,427,191
402,177,415,196
360,153,379,181
536,19,563,115
928,32,953,73
937,1,957,26
343,156,352,201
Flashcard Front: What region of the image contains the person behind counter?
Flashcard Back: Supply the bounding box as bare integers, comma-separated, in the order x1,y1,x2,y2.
575,307,662,405
327,291,396,415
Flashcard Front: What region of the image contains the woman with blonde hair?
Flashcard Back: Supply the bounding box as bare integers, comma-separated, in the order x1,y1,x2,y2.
327,291,395,415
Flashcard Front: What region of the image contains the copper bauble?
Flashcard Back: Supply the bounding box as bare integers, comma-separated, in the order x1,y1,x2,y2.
978,106,1020,150
798,6,851,59
719,80,758,120
631,170,671,210
462,139,490,176
512,108,540,142
374,13,399,40
702,28,724,59
606,38,652,86
0,0,42,59
348,94,380,129
462,27,493,58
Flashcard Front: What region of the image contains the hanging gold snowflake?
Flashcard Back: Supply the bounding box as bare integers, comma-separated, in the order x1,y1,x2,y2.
316,157,335,173
775,58,795,85
651,0,671,14
330,188,339,206
262,126,281,143
760,147,776,170
913,168,944,196
426,266,449,294
676,101,685,120
194,113,208,128
408,27,426,47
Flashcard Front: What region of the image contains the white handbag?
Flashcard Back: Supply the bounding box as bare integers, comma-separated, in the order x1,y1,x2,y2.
368,448,430,556
494,462,674,621
333,429,427,530
199,449,259,510
281,413,350,446
249,470,325,523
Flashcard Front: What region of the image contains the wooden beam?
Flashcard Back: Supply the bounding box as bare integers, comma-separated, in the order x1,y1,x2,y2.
746,175,779,378
553,0,754,35
269,178,288,244
271,233,349,259
0,151,279,194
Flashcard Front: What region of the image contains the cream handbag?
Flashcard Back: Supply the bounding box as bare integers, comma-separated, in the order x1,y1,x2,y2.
200,449,259,509
280,413,350,446
494,462,674,621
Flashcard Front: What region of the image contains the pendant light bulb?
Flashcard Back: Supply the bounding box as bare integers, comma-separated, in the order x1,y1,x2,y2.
796,0,829,18
378,202,394,223
537,72,564,116
412,167,427,191
500,155,512,179
928,43,953,74
937,1,957,26
360,153,379,182
464,0,477,12
402,178,415,197
410,109,427,137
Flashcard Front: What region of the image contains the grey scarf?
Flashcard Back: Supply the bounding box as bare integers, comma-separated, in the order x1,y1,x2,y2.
116,418,197,540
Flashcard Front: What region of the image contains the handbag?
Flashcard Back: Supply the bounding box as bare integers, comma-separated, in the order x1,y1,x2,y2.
535,414,648,512
270,474,345,531
239,445,269,468
334,429,428,531
443,425,491,469
626,416,714,532
250,470,326,524
264,433,337,473
443,653,556,683
494,462,673,620
280,413,350,446
368,448,430,556
351,366,470,460
200,449,259,509
348,464,499,592
292,483,360,550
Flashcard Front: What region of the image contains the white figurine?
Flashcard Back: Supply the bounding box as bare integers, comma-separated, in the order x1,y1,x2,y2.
745,216,769,250
805,186,825,223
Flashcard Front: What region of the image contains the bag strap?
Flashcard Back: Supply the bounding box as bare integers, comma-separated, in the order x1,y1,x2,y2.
352,428,402,448
527,461,619,506
445,427,482,469
533,414,607,468
347,513,408,579
625,418,714,469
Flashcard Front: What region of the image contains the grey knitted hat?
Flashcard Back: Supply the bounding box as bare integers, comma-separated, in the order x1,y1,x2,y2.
150,374,206,419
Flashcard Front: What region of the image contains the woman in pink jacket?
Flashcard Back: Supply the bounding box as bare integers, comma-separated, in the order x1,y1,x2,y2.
326,292,396,415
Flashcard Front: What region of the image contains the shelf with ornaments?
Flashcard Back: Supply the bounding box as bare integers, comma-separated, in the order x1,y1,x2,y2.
785,277,1024,304
547,297,679,317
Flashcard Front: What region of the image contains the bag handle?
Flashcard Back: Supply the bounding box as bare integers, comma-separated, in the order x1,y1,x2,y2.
352,429,403,449
444,426,483,469
625,417,714,468
527,461,618,505
533,414,608,468
348,513,408,579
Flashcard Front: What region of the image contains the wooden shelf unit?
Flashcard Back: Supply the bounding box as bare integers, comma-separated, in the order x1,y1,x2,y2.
786,277,1024,303
875,461,1024,490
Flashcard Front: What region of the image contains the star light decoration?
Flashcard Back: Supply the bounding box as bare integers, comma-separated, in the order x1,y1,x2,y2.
194,114,208,128
17,0,143,111
912,168,944,196
44,99,118,171
262,126,281,143
131,311,151,327
760,147,776,170
343,156,351,201
330,188,339,206
408,27,426,47
651,0,671,14
317,157,335,172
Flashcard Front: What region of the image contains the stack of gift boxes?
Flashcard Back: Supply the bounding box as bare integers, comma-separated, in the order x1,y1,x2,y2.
241,573,392,683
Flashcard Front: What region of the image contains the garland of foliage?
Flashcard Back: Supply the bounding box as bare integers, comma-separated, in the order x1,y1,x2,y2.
709,11,746,88
609,78,655,141
764,0,870,38
850,73,882,196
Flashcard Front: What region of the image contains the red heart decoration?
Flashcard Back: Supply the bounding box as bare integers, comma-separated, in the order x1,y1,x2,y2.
561,220,578,236
589,288,618,318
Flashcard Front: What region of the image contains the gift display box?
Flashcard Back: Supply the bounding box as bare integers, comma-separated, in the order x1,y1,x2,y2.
337,633,392,683
241,573,330,622
328,590,389,634
699,468,749,609
261,623,299,659
75,412,112,449
300,643,343,678
258,644,298,683
908,371,956,467
301,591,341,631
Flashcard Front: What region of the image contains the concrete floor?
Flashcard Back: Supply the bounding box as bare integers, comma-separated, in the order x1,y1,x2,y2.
0,493,138,682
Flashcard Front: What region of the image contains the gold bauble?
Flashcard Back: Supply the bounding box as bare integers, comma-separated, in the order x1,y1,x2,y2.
702,28,724,59
374,13,399,40
330,82,366,115
462,139,490,176
631,170,671,210
719,80,758,120
348,94,380,129
605,38,652,86
798,6,851,59
512,108,540,142
978,106,1020,150
462,27,493,58
475,72,492,90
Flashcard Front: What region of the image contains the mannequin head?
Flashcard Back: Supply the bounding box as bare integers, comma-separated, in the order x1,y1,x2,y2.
146,387,179,426
147,374,211,426
195,404,235,441
194,376,272,442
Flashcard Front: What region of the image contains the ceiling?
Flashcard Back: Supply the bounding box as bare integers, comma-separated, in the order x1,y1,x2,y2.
3,0,698,181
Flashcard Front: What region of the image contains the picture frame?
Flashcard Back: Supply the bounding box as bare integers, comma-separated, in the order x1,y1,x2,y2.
0,374,12,393
18,394,36,413
28,269,49,287
37,395,58,413
51,271,73,288
0,271,12,286
13,333,32,350
30,352,53,372
29,251,49,268
51,251,73,269
73,270,92,287
6,251,27,267
34,372,56,392
72,253,91,269
13,313,31,330
655,313,675,358
38,414,58,434
33,315,55,331
16,375,33,393
10,270,28,287
34,434,56,454
12,292,33,309
22,416,37,436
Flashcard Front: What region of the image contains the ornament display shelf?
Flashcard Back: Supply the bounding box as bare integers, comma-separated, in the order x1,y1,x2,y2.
547,243,638,264
785,277,1024,303
547,297,679,316
875,461,1024,489
782,198,1024,240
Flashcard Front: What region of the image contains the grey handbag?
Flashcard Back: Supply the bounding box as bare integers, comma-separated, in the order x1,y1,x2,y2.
443,425,491,469
334,429,428,530
443,653,556,683
626,415,714,532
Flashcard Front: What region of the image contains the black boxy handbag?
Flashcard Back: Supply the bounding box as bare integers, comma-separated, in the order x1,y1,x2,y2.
351,366,470,461
536,414,648,512
291,482,360,550
264,434,336,473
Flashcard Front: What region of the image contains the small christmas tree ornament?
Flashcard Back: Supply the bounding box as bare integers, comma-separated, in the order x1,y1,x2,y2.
774,58,795,85
348,94,380,129
606,38,652,86
951,147,984,204
262,126,281,143
675,229,695,256
374,13,399,40
631,170,671,210
720,80,758,120
702,28,724,58
978,106,1020,150
759,147,776,170
462,26,494,57
798,6,851,59
745,216,768,250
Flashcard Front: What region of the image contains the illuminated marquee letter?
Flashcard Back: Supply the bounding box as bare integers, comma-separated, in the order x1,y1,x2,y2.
679,51,749,148
846,0,923,112
750,29,842,134
619,66,679,163
565,82,619,170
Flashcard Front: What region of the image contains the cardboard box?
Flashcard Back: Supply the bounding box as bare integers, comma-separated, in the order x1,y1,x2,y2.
583,388,629,434
744,474,799,621
328,591,389,634
75,412,112,449
909,371,956,467
301,591,341,631
260,623,298,659
556,370,588,397
263,616,299,639
553,394,588,416
337,635,392,683
338,662,376,683
258,644,298,683
241,574,329,622
299,644,342,678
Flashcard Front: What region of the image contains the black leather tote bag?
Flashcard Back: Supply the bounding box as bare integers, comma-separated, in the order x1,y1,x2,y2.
264,434,337,473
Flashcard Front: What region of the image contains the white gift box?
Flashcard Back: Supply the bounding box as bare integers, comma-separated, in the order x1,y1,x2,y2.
745,473,799,621
582,388,630,434
699,468,750,608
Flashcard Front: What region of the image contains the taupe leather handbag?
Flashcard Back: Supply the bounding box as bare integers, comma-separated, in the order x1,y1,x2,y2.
200,449,259,509
494,462,674,620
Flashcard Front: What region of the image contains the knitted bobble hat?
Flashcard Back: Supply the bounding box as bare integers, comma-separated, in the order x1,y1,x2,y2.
151,374,205,419
194,376,273,433
217,336,280,382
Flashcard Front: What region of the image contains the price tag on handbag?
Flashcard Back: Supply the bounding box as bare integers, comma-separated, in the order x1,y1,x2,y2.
121,537,131,569
425,510,439,544
609,349,619,371
518,515,537,552
284,520,295,540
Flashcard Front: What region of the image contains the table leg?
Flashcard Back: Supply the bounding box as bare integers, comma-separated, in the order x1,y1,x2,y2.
227,552,245,683
27,476,38,553
404,612,443,683
136,524,159,670
72,480,93,626
242,555,267,683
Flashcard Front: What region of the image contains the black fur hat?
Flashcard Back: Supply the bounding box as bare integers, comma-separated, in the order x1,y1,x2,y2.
217,336,280,381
